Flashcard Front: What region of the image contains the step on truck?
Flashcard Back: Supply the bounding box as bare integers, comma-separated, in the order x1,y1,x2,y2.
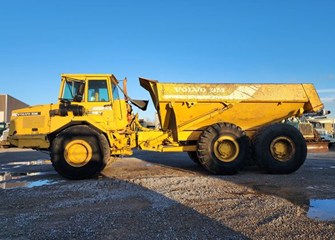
8,74,324,179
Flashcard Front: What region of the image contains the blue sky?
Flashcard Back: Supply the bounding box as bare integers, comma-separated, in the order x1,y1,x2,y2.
0,0,334,119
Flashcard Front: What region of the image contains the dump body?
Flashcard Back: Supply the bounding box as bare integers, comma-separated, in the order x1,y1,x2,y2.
140,78,323,141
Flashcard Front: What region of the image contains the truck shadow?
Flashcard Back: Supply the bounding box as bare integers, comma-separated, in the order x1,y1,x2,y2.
131,150,315,210
0,150,249,239
0,149,319,211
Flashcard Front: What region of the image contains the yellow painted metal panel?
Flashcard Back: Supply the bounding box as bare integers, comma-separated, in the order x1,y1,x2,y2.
140,78,324,137
23,116,45,129
10,104,52,135
302,84,324,112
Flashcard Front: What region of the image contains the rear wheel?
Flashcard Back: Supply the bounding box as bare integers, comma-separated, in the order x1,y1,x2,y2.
50,125,110,179
252,123,307,174
197,122,249,174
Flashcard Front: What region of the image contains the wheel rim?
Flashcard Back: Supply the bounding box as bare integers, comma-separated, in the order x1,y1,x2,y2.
213,136,239,163
64,140,93,167
270,136,295,162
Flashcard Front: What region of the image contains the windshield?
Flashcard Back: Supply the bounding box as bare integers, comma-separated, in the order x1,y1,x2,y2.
62,81,82,101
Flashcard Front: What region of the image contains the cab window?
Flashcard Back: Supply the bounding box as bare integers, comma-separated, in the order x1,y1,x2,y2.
63,81,82,100
112,84,120,100
88,80,110,102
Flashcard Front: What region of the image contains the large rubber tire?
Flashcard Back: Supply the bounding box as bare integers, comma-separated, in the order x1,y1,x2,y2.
50,125,110,179
197,122,249,175
252,123,307,174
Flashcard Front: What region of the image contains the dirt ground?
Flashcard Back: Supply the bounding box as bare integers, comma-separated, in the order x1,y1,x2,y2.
1,148,335,239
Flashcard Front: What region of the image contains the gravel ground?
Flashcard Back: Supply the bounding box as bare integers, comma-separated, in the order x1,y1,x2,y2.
1,148,335,239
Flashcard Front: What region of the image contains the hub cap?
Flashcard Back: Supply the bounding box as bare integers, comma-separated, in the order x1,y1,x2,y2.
64,140,93,167
270,136,295,162
213,136,239,163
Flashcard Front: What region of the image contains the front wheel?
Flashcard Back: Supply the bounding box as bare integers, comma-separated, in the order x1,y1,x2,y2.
50,125,110,179
252,123,307,174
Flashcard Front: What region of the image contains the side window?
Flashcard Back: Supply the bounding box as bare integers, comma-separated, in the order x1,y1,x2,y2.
112,84,120,100
88,80,110,102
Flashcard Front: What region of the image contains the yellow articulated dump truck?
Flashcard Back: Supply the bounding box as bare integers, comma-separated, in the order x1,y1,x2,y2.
8,74,324,179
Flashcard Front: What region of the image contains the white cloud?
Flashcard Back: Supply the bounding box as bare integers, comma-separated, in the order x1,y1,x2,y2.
317,89,335,93
321,97,335,103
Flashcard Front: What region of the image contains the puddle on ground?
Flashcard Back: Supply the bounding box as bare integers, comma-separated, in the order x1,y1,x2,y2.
0,171,51,178
0,158,59,189
111,158,156,168
0,159,51,171
27,179,55,188
2,159,51,166
243,183,335,221
308,199,335,221
0,179,58,189
0,171,59,189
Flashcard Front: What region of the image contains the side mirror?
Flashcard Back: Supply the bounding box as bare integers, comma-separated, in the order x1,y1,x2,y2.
130,99,149,111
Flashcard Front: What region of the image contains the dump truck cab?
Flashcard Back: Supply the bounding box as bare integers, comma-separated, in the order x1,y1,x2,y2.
9,74,139,179
56,74,129,130
9,74,135,152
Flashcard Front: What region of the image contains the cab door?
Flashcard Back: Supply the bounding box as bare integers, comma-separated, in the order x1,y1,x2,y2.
85,78,128,130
